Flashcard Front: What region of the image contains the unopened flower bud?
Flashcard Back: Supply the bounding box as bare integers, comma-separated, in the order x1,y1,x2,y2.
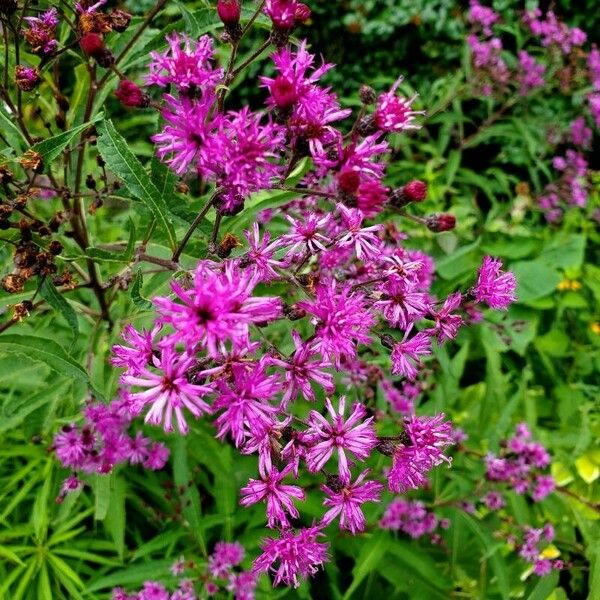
80,33,105,58
15,65,40,92
376,439,398,456
109,8,132,33
337,169,360,194
403,179,427,202
85,174,96,190
295,3,311,23
426,213,456,232
217,0,241,26
357,114,377,136
359,84,376,105
0,165,13,184
388,188,408,208
96,48,115,68
48,240,63,256
271,76,298,108
115,79,149,108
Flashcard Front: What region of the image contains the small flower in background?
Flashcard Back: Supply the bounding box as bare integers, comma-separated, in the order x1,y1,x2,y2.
374,77,424,133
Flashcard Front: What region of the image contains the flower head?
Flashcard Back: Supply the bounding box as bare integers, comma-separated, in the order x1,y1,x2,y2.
374,77,423,133
253,526,329,588
473,256,517,309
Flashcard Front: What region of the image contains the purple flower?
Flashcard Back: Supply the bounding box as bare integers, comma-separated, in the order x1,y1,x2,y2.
380,499,439,539
374,275,430,329
23,9,59,54
468,0,499,36
208,541,245,578
518,51,545,95
390,329,432,380
242,223,285,281
152,93,217,176
305,396,377,482
111,324,159,375
281,212,331,257
321,470,383,534
121,346,212,434
253,526,329,588
261,42,351,159
205,108,285,212
298,280,375,367
213,361,281,447
335,204,383,260
482,491,505,511
432,292,463,342
473,256,517,309
240,463,305,528
146,33,223,92
589,44,600,90
154,260,282,356
227,571,257,600
532,475,555,501
270,330,335,407
374,77,423,133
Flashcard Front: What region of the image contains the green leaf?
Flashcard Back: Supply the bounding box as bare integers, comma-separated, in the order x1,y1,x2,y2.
512,259,562,303
0,335,101,398
0,545,24,566
39,279,79,343
0,105,27,153
226,189,298,234
104,475,126,560
130,269,152,310
0,379,67,433
31,114,104,164
96,119,177,251
525,571,559,600
93,474,112,521
342,531,390,599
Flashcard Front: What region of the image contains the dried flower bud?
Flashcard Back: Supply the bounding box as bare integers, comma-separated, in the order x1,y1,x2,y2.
48,240,63,256
0,0,18,16
388,188,409,208
217,233,242,258
176,182,189,194
359,84,376,105
426,213,456,232
357,114,377,136
0,165,13,184
96,48,115,68
283,303,307,321
80,33,105,58
403,179,428,202
2,273,25,293
115,79,149,108
15,65,40,92
0,204,12,221
85,174,96,190
109,8,132,32
376,439,398,456
13,300,33,320
19,150,44,173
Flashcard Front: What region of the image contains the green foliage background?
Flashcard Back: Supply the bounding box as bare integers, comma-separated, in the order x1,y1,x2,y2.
0,1,599,599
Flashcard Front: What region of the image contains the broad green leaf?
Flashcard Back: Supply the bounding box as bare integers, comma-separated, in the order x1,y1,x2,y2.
31,114,104,164
86,559,175,591
575,455,600,484
40,279,79,343
525,571,559,600
226,190,298,234
512,259,562,303
96,119,177,251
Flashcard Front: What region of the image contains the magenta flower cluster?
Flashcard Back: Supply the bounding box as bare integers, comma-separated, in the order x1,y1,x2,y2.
53,398,169,500
485,423,555,502
52,1,522,591
113,542,257,600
